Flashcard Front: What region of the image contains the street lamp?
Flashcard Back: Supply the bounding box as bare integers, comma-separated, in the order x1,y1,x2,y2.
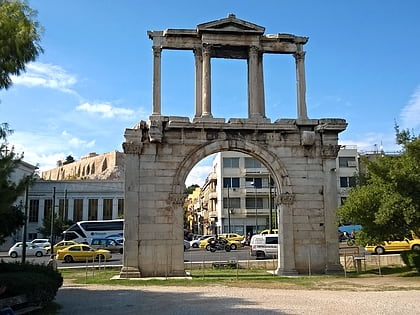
251,181,258,233
227,186,231,233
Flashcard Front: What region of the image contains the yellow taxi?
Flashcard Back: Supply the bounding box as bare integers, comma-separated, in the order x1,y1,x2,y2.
365,238,420,255
45,240,79,253
56,244,112,263
260,229,279,235
199,236,242,250
218,233,245,242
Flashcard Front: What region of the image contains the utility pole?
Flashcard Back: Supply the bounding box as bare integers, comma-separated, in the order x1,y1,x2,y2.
21,193,28,263
268,174,272,234
51,187,56,255
227,185,231,233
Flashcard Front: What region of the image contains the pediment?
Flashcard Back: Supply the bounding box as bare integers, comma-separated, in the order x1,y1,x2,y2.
197,14,265,35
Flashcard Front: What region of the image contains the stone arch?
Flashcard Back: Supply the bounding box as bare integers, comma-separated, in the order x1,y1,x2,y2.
170,138,297,275
172,139,291,193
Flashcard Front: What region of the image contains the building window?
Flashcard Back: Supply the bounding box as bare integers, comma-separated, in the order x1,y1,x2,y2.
223,177,240,188
223,197,240,209
244,157,262,168
340,197,347,205
223,157,239,168
103,199,113,220
339,157,356,167
118,199,124,217
73,199,83,222
340,176,356,188
58,199,68,220
28,200,39,223
245,177,262,188
44,199,53,220
88,199,98,220
245,197,263,209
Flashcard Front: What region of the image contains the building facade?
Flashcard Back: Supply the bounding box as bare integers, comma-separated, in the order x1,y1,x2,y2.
192,147,359,238
0,152,125,251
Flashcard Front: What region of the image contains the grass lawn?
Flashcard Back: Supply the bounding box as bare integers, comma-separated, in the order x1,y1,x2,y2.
59,265,420,291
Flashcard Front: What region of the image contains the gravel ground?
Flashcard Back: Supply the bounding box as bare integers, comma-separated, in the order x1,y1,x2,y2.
55,281,420,315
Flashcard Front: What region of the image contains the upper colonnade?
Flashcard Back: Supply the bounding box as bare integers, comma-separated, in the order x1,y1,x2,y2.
148,14,309,122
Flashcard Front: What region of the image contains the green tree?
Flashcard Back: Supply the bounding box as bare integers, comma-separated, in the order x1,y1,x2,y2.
37,211,72,244
337,128,420,245
0,0,43,89
0,123,34,244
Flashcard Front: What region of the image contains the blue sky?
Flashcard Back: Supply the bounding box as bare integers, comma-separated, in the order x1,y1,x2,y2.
1,0,420,186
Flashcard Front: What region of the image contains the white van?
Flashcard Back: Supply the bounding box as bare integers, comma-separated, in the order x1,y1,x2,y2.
250,234,278,259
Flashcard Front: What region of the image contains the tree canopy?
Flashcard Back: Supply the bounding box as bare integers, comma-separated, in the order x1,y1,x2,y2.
337,128,420,245
0,123,34,244
0,0,43,90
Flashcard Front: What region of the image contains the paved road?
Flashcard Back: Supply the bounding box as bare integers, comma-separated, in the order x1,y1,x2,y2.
0,248,254,267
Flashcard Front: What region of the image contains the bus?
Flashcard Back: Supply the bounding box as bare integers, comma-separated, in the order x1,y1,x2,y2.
62,219,124,244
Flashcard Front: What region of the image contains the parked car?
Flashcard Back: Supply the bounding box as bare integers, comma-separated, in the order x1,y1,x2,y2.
30,238,51,248
184,240,191,251
365,238,420,255
8,242,48,258
56,244,112,263
259,229,278,235
190,235,213,248
250,234,278,259
45,240,79,253
218,233,245,242
90,238,123,254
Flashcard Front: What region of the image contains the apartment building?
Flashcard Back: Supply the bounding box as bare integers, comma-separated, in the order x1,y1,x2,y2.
195,147,359,236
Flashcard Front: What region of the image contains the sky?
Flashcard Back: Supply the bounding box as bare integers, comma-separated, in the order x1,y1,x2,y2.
1,0,420,187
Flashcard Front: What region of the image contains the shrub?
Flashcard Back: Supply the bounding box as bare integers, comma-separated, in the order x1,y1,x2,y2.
400,250,420,272
0,261,63,306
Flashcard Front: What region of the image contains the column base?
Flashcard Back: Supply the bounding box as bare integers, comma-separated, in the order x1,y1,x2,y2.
325,263,344,275
274,267,298,276
119,266,141,278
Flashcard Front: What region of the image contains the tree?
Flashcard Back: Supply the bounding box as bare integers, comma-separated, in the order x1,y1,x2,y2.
0,123,34,244
337,128,420,245
0,0,43,90
37,211,72,244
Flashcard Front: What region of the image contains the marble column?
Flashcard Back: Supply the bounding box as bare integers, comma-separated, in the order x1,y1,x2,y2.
248,46,260,119
257,51,266,118
294,46,308,120
275,193,298,275
202,45,212,117
194,47,203,117
152,46,162,116
322,146,343,273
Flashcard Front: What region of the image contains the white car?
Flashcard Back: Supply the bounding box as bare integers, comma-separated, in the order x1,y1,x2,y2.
190,235,213,248
8,242,48,258
30,238,51,248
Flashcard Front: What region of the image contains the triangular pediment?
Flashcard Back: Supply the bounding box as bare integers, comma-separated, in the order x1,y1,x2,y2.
197,14,265,35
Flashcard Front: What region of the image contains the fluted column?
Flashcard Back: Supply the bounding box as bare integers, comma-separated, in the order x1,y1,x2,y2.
152,46,162,116
294,45,308,120
257,51,266,118
248,46,260,119
194,48,203,117
202,45,212,117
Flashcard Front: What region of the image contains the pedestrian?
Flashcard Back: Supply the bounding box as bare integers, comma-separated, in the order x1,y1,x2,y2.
47,254,57,270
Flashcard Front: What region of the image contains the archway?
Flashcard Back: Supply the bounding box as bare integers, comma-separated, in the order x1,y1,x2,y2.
120,15,347,278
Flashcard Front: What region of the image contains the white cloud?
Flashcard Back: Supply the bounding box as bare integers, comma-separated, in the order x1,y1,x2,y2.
400,86,420,130
339,132,401,153
76,102,135,119
9,131,97,172
11,62,78,94
186,165,213,187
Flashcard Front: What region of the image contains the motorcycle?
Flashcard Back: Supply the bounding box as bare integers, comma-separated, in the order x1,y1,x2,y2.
208,238,231,252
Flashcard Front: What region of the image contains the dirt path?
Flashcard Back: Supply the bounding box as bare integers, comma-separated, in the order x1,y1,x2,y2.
55,276,420,314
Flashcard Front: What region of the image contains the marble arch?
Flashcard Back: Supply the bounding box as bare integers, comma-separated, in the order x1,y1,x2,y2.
121,15,347,277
